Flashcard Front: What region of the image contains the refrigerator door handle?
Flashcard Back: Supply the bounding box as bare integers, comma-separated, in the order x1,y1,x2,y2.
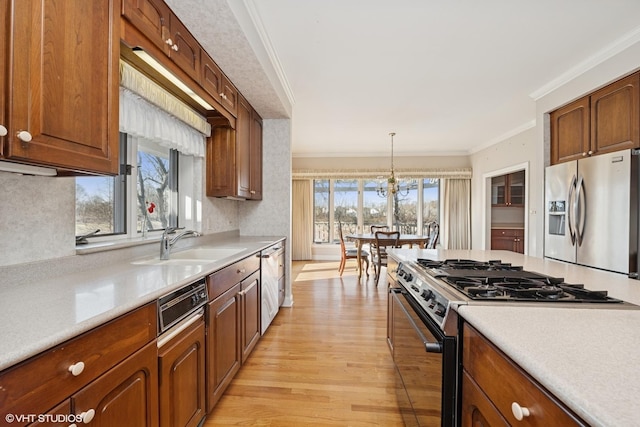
575,175,585,246
567,175,577,246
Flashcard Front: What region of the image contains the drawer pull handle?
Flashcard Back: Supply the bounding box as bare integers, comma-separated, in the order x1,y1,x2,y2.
237,268,246,274
79,409,95,423
511,402,530,420
68,361,85,376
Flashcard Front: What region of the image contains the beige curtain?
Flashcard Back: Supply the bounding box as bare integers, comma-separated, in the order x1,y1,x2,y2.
442,178,471,249
292,180,313,260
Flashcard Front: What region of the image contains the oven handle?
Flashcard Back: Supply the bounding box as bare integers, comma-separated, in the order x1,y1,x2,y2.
392,289,443,354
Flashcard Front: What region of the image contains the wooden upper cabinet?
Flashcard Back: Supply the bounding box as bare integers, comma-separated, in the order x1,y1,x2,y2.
3,0,119,174
167,14,201,82
590,72,640,155
201,53,223,102
250,111,263,200
550,96,590,164
550,71,640,165
207,94,262,200
121,0,171,54
219,73,238,117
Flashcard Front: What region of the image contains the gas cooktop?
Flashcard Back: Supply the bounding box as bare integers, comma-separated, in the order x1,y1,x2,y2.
395,258,631,330
416,258,624,303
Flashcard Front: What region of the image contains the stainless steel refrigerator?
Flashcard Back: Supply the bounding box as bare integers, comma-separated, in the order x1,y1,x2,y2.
544,149,639,276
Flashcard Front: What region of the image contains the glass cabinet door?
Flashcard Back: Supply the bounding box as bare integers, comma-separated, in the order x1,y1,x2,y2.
491,175,507,205
508,171,525,206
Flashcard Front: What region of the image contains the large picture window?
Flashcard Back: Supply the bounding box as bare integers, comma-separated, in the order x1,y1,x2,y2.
313,178,440,244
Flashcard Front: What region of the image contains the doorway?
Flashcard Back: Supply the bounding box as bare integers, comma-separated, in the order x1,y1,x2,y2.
482,163,529,253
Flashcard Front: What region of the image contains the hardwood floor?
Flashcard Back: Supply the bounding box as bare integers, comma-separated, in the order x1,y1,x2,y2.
203,260,404,426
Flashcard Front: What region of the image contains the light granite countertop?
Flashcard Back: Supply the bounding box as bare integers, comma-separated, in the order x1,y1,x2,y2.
0,234,285,371
389,248,640,427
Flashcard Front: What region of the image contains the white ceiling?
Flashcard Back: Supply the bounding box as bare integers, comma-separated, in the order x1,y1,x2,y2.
169,0,640,157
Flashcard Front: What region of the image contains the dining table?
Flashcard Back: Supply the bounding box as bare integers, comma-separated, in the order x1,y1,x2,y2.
345,233,430,278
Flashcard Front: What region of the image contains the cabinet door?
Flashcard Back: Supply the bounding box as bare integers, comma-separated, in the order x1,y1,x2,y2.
591,72,640,155
121,0,171,53
159,318,206,427
206,125,235,197
550,96,590,165
72,341,159,426
461,371,509,427
7,0,119,174
219,74,238,117
235,95,252,199
201,52,223,105
249,110,263,200
168,15,200,82
206,283,241,411
0,0,7,157
507,171,525,206
240,270,261,362
491,175,507,206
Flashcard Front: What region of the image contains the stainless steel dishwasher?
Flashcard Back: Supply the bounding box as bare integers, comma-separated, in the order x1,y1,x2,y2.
261,243,284,334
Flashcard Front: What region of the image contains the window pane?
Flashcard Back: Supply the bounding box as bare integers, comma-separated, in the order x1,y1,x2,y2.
313,180,330,243
423,179,440,233
393,179,418,234
137,142,172,232
333,179,358,241
363,179,388,232
75,176,117,236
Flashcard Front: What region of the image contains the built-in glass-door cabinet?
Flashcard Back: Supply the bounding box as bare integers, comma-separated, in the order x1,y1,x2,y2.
491,171,525,207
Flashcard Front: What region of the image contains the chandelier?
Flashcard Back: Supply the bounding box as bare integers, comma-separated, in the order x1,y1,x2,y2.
377,132,410,197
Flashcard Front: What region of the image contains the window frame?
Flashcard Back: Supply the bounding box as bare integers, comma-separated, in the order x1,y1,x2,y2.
313,178,440,244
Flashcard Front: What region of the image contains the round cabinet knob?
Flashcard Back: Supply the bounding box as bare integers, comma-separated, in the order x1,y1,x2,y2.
582,152,588,156
0,125,7,137
165,38,173,46
511,402,530,421
588,150,594,155
79,409,95,424
172,44,178,52
68,361,85,376
17,130,32,142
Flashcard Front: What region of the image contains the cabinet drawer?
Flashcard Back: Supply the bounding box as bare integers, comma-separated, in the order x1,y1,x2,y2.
491,228,523,237
207,254,260,300
0,303,156,419
463,324,585,426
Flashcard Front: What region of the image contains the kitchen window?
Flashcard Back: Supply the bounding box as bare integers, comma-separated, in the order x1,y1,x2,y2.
75,70,209,244
313,178,440,244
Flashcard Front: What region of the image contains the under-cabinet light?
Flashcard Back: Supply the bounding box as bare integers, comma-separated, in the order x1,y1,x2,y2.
132,48,216,111
0,161,57,176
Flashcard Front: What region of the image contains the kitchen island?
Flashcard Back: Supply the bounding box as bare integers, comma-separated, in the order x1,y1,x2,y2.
388,248,640,427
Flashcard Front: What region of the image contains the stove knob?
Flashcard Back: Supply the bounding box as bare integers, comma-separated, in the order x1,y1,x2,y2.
405,273,413,282
434,304,446,317
421,290,433,301
428,300,437,309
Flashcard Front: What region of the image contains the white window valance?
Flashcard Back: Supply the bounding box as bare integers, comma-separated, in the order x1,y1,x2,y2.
120,87,206,157
119,60,211,136
292,168,472,180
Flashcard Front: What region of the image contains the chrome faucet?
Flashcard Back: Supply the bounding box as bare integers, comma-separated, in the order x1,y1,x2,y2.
160,227,201,260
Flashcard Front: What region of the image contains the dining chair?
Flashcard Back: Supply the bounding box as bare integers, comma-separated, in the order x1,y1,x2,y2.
426,222,440,249
338,223,369,276
369,225,389,273
372,230,400,285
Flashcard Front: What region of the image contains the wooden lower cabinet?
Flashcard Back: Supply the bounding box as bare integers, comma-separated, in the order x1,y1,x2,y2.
461,323,586,427
206,283,242,411
25,400,71,427
159,318,206,427
72,341,159,426
491,228,524,253
240,270,261,363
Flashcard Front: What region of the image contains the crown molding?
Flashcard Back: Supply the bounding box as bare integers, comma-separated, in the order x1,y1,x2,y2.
529,26,640,101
